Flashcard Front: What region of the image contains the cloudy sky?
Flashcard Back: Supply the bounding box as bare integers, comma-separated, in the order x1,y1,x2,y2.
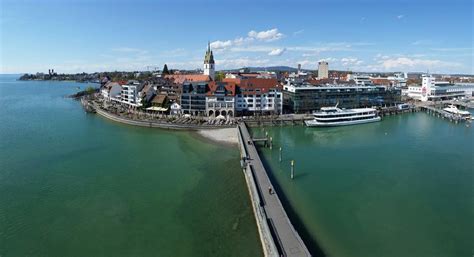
1,0,472,74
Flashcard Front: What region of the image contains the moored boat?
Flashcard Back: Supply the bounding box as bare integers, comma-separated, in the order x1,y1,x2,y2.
443,104,472,120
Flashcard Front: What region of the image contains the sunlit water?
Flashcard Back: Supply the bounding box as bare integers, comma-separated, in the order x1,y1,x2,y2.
0,75,262,257
253,109,473,257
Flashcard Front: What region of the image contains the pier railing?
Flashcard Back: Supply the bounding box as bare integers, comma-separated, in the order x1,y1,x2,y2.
237,123,312,257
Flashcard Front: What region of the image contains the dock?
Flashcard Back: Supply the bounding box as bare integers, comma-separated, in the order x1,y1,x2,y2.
417,104,469,123
237,123,311,257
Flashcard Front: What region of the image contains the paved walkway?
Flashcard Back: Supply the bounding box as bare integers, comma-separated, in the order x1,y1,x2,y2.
239,123,311,257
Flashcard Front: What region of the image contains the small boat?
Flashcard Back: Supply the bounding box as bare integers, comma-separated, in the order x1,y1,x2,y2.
443,105,472,120
305,104,381,127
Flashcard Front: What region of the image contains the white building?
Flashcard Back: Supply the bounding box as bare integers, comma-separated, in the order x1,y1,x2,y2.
121,82,144,107
387,72,407,87
353,75,373,86
318,61,329,79
407,74,474,101
170,102,182,116
235,79,283,115
206,82,235,118
203,42,215,80
101,82,122,101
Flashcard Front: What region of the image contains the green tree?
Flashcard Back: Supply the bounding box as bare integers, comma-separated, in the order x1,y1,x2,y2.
162,64,170,75
85,86,96,94
214,71,225,81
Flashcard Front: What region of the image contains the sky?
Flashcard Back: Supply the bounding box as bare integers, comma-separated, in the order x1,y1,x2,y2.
0,0,473,74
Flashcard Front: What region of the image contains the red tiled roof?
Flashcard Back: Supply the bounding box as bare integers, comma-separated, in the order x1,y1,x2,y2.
222,78,241,84
165,74,211,84
206,81,237,96
239,78,280,95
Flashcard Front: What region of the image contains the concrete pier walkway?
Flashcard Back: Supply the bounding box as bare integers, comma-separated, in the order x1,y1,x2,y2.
238,123,311,257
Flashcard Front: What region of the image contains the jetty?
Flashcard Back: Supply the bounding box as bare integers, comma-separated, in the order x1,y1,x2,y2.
418,105,466,123
237,123,311,257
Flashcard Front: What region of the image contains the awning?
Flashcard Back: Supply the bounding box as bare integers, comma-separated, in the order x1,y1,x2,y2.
146,106,169,112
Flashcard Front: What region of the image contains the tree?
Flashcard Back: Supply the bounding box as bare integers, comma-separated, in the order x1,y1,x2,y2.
85,86,96,94
214,71,225,81
162,64,170,75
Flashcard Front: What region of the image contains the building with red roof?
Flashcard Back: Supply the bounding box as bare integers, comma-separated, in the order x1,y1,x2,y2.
206,81,237,117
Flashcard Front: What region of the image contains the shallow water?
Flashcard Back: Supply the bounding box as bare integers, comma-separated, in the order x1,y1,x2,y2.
0,75,262,257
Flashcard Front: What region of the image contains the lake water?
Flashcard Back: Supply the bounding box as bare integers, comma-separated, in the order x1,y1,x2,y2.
0,75,262,257
253,109,473,257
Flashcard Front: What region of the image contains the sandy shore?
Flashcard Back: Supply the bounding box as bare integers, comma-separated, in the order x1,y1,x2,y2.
198,127,238,144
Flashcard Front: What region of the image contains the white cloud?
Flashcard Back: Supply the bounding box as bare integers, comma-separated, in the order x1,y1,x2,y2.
209,28,283,52
397,14,404,19
296,60,318,68
268,48,286,56
318,57,338,63
379,57,461,70
216,57,270,68
248,28,284,42
341,57,363,66
210,40,233,50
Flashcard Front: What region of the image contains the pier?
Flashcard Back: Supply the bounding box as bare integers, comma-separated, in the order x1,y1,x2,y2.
238,123,311,257
418,105,467,123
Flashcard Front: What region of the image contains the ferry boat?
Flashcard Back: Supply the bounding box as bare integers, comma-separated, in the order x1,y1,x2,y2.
305,105,381,127
443,104,472,120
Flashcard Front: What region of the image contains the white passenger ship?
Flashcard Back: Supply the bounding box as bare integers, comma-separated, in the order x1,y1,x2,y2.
305,105,381,127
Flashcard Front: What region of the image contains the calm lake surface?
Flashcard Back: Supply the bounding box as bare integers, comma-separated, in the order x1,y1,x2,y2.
253,110,473,257
0,75,262,257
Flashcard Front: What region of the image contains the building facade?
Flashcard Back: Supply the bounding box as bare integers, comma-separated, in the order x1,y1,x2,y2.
101,82,122,101
206,82,236,117
318,61,329,79
121,82,144,107
283,82,401,113
407,75,474,101
180,81,209,116
230,78,283,115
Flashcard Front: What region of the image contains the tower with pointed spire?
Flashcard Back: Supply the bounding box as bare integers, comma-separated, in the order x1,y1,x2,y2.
203,42,215,80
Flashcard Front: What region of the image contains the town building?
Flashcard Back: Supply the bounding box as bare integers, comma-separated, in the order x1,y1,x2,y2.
180,81,209,116
228,78,283,115
203,42,215,80
407,74,474,101
283,81,401,113
206,81,236,118
352,75,373,86
101,82,122,101
318,61,329,79
170,102,182,115
121,81,145,107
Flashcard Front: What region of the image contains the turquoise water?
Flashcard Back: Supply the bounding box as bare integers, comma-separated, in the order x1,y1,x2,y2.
0,75,262,256
254,112,473,257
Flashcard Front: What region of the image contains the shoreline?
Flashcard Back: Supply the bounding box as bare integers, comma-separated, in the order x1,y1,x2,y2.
196,128,239,145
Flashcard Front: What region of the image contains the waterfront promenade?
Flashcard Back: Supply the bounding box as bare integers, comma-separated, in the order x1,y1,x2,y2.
238,123,311,257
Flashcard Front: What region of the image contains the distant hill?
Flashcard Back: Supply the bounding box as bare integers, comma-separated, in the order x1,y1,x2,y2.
222,66,314,73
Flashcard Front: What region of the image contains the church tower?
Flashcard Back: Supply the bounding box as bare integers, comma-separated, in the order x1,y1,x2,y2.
203,42,215,80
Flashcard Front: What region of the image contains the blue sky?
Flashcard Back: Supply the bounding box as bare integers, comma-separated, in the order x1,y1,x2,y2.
1,0,472,74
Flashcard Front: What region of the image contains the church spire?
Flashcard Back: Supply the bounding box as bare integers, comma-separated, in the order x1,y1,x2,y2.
203,41,215,80
204,42,214,64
